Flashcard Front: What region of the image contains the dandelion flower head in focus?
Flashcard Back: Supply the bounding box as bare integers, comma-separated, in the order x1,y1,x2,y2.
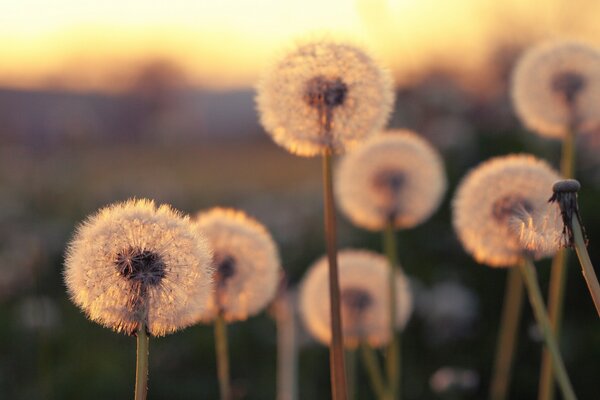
299,249,412,348
336,130,447,231
512,39,600,138
452,154,562,267
193,207,281,322
64,199,214,336
256,38,394,157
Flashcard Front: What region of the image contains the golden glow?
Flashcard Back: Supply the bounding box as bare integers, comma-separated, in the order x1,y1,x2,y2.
2,0,600,91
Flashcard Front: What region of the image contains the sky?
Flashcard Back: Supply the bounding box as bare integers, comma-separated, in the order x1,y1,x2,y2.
1,0,600,92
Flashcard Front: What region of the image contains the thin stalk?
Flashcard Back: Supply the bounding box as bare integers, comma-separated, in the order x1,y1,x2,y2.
346,349,356,400
383,221,400,400
571,214,600,316
489,267,524,400
360,343,390,400
276,292,298,400
134,326,149,400
215,313,231,400
322,148,348,400
539,128,575,400
519,259,577,400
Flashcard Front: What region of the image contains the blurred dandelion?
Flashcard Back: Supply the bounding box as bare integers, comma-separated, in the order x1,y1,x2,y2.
429,367,479,394
512,39,600,139
336,130,447,231
452,154,561,267
299,249,412,349
64,199,213,400
256,39,394,157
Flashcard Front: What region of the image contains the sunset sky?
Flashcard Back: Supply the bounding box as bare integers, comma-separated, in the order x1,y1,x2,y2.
2,0,600,91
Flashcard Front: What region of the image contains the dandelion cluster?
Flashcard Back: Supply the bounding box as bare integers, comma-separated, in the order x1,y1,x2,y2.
511,40,600,138
336,130,447,230
452,154,562,267
64,199,214,336
193,207,280,322
299,249,412,348
256,39,394,157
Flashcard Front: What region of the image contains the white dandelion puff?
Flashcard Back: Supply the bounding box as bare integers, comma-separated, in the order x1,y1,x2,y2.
299,249,412,349
452,155,562,267
256,38,395,157
193,207,281,322
64,199,214,337
336,130,447,231
512,39,600,138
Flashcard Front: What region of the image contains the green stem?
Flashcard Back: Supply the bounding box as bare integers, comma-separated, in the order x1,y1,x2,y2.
539,128,575,400
489,267,524,400
571,215,600,316
360,343,390,400
134,326,149,400
519,259,577,400
383,221,400,400
322,148,348,400
215,314,231,400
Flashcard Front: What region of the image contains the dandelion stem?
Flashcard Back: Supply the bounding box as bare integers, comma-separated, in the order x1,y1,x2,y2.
383,221,400,400
322,148,348,400
134,325,149,400
215,313,231,400
539,128,575,400
571,214,600,316
360,343,390,400
346,349,356,400
489,267,524,400
519,258,577,400
276,291,298,400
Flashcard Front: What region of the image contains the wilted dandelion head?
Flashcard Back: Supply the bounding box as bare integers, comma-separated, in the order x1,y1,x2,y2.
256,38,394,157
64,199,214,337
193,208,281,322
453,155,562,267
511,40,600,138
299,249,412,349
336,130,447,231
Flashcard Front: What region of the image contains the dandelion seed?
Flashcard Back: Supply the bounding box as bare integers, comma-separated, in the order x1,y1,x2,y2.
336,130,447,230
193,207,281,322
511,40,600,138
452,154,562,267
256,39,394,157
64,199,214,337
299,249,412,348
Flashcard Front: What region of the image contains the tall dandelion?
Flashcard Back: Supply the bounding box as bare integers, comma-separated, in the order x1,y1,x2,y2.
299,249,412,400
511,39,600,400
193,207,281,400
257,37,394,400
452,155,576,400
64,199,214,400
336,129,446,400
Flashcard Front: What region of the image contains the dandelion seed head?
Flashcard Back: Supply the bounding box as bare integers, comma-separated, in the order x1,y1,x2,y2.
256,39,394,157
511,40,600,138
193,208,281,322
452,154,561,267
299,249,412,349
64,199,214,337
336,131,447,231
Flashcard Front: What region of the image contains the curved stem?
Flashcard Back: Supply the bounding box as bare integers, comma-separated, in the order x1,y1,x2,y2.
572,215,600,316
215,314,231,400
383,221,400,400
360,343,390,400
519,259,577,400
134,326,149,400
489,267,524,400
322,148,348,400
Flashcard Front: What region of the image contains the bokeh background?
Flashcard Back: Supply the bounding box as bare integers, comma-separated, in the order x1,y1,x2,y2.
1,0,599,398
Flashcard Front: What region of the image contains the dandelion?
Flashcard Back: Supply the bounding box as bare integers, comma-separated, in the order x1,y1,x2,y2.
336,130,447,231
452,154,561,268
193,207,280,400
511,39,600,139
64,199,213,400
299,249,412,349
256,39,394,157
